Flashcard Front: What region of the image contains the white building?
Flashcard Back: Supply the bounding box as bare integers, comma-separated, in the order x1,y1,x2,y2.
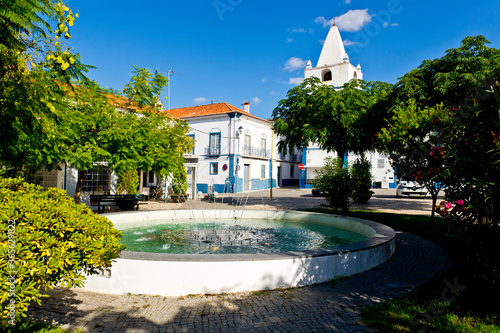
169,102,301,195
299,23,396,189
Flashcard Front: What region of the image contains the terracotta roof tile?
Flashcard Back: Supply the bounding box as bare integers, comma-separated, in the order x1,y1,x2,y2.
166,102,269,123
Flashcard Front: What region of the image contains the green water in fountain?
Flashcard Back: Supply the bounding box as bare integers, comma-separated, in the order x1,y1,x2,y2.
120,218,367,254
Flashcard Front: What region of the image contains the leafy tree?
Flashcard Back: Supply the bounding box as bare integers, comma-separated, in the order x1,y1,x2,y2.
272,77,392,167
55,67,191,204
122,66,168,111
58,80,115,203
0,0,91,177
378,101,449,221
379,35,500,224
100,100,191,186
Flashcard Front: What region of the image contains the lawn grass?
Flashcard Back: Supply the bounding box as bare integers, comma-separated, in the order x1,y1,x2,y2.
309,207,500,332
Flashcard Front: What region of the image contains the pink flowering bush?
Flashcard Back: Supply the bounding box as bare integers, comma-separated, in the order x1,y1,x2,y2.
435,199,467,218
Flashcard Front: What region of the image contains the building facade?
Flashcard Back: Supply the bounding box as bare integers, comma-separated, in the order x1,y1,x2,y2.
169,102,301,195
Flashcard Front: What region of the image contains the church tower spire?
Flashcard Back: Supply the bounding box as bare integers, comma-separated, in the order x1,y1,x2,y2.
304,17,363,88
317,23,346,67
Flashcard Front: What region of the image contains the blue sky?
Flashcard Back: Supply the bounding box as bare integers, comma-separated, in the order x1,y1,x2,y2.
65,0,500,120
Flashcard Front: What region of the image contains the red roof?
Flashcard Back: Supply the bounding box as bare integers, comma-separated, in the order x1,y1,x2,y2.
166,102,269,123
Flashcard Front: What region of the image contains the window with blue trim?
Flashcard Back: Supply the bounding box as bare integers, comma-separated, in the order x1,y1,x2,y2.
210,162,218,175
186,134,195,154
260,138,266,158
209,132,221,156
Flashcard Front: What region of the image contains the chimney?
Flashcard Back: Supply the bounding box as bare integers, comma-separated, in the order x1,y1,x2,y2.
243,102,250,113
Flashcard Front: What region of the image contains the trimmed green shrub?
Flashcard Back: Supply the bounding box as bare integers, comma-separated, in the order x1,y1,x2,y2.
171,166,188,195
351,157,374,204
116,169,139,195
312,157,352,213
0,177,125,325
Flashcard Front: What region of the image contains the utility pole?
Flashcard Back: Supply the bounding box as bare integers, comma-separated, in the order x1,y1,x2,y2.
167,67,182,111
270,123,274,200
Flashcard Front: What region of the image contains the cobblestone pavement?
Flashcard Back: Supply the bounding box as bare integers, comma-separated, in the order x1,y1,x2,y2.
27,187,451,332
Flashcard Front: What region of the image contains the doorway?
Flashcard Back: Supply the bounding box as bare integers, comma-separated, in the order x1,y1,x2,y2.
244,164,250,191
277,166,282,187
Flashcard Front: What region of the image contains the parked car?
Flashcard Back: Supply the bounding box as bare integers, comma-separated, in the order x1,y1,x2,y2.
396,180,431,198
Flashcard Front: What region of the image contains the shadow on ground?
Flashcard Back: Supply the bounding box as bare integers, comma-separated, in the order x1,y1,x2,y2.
27,233,451,332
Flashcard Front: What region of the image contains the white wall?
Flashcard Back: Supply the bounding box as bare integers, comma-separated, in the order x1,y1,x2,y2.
304,61,362,87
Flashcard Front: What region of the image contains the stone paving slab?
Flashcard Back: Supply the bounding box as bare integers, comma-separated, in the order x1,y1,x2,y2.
28,231,451,332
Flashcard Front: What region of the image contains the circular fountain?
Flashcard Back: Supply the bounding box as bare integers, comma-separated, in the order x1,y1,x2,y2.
83,209,395,296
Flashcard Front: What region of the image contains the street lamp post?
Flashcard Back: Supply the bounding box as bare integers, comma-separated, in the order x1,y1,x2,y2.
236,125,243,193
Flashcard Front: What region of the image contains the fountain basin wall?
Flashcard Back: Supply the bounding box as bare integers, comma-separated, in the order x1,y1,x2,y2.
83,210,395,296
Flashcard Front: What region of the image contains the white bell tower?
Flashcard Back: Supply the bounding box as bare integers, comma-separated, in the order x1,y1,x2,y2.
304,22,362,87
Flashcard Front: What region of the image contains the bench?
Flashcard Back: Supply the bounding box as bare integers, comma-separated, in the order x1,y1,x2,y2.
90,194,148,213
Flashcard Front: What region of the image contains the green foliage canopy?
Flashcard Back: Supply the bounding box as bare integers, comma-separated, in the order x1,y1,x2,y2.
57,71,191,203
0,0,91,177
272,77,393,162
0,177,125,322
379,35,500,224
122,66,168,111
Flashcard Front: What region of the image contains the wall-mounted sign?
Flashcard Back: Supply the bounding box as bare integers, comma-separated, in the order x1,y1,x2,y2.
222,164,228,171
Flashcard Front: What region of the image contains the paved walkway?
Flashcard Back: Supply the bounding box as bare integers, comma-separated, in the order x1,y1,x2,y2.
27,188,451,332
135,187,440,216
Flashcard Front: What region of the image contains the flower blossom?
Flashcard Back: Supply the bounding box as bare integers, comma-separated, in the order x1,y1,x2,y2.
456,199,464,206
445,202,453,209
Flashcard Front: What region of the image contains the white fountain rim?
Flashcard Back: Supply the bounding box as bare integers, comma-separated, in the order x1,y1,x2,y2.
105,209,395,262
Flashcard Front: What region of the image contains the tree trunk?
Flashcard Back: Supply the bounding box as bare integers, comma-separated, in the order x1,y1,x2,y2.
336,149,347,168
139,170,144,194
430,192,438,223
428,181,444,223
74,170,85,204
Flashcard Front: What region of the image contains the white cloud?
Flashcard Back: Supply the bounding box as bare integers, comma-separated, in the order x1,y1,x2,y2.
194,97,206,104
319,39,325,45
287,38,294,43
344,0,352,3
283,57,307,72
383,22,399,28
315,9,372,32
343,39,356,46
314,16,332,28
252,97,262,104
270,90,278,95
288,27,314,34
288,77,304,85
261,77,267,83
